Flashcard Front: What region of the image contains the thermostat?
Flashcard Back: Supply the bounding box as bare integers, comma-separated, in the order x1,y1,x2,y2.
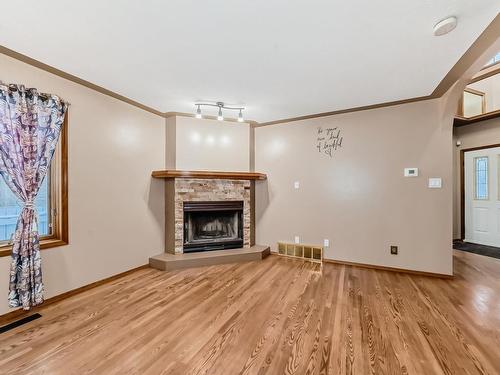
404,168,419,177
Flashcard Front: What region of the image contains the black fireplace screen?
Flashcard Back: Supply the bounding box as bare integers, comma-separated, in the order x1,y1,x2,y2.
183,201,243,252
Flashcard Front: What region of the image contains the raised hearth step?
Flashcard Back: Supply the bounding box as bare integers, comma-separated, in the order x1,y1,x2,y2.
149,245,270,271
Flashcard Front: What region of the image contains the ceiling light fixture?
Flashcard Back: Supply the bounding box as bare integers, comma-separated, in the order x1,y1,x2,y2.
433,16,457,36
193,101,245,123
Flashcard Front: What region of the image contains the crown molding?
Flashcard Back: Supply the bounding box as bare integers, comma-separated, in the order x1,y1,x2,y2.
256,13,500,127
253,95,430,127
0,45,165,117
1,12,498,126
431,13,500,98
164,111,258,125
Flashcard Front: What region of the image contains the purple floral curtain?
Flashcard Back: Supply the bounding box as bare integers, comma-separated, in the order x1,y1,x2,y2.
0,83,68,310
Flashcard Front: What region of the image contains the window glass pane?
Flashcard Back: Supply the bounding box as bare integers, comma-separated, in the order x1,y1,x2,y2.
0,176,50,242
475,157,488,200
484,52,500,67
498,155,500,201
494,52,500,64
462,91,484,117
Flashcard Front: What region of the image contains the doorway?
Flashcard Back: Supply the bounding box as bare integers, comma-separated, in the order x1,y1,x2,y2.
462,145,500,248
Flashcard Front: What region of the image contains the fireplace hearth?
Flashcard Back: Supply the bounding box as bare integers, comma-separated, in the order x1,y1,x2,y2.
183,201,244,252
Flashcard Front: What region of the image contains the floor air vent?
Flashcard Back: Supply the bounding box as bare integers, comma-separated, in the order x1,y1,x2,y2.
277,242,323,263
0,313,42,334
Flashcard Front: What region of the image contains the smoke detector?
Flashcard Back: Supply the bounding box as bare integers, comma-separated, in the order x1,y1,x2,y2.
433,16,458,36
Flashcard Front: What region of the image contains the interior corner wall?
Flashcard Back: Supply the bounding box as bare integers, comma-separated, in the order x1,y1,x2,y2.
165,116,176,169
0,53,165,315
254,98,454,275
174,116,250,172
453,117,500,239
249,126,255,172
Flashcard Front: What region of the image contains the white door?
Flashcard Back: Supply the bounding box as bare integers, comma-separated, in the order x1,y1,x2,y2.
465,147,500,247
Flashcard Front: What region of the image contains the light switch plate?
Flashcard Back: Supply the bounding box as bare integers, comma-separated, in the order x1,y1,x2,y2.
323,239,330,247
428,178,442,189
404,168,419,177
294,236,300,244
294,181,300,189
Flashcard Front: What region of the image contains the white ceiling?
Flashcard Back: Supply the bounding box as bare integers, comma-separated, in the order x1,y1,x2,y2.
0,1,498,122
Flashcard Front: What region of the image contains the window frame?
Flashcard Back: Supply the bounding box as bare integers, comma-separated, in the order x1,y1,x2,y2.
0,113,68,257
458,88,486,118
474,156,489,201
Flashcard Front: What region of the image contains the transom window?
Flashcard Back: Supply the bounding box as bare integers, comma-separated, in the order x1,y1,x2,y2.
474,156,489,200
484,52,500,68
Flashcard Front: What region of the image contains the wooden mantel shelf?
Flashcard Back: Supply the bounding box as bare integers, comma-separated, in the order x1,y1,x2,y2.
152,170,267,180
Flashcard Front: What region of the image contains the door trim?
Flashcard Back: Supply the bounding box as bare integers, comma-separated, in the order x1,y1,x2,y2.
460,143,500,240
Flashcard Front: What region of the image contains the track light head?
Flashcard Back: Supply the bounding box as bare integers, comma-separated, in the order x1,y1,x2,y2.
194,102,245,123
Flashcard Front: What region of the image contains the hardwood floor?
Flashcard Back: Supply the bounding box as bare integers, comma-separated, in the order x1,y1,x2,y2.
1,250,500,374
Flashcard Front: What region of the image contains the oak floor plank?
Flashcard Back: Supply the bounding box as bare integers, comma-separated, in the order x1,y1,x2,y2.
1,251,500,374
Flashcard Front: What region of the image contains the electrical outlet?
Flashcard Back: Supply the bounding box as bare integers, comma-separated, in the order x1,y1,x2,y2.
323,239,329,247
294,181,300,189
294,236,300,244
390,246,398,255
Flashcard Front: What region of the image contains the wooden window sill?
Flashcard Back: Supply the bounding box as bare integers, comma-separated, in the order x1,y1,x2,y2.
0,237,68,257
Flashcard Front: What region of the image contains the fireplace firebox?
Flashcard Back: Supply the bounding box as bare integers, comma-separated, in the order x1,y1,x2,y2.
183,201,244,252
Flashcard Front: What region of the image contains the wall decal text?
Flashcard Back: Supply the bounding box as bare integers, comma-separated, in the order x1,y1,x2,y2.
316,126,343,157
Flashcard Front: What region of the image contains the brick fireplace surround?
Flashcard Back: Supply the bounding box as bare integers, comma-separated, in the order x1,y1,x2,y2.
170,179,251,253
160,170,266,254
149,170,267,270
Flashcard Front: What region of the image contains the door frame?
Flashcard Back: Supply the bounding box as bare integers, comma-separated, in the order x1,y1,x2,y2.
460,143,500,240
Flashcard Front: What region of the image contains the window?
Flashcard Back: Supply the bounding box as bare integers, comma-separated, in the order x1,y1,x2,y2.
0,114,68,256
475,156,489,200
0,177,50,242
484,52,500,68
498,155,500,202
461,89,485,118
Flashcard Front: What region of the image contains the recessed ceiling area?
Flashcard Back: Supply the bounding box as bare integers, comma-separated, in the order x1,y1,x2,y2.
0,1,498,123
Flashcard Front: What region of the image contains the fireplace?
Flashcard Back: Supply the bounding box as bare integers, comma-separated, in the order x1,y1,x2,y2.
183,201,244,252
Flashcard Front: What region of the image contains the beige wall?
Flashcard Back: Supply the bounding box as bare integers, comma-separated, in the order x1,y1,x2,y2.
0,54,165,315
174,116,250,172
255,98,454,275
453,117,500,239
0,22,493,315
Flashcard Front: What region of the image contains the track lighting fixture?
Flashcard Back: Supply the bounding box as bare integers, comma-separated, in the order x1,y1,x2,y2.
193,101,245,122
